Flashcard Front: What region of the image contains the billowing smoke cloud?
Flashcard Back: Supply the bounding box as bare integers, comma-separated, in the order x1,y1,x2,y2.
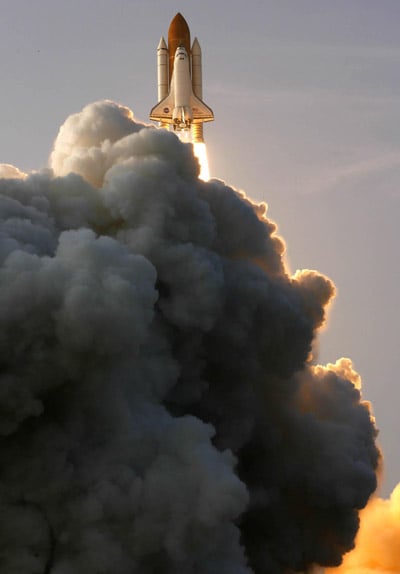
0,100,380,573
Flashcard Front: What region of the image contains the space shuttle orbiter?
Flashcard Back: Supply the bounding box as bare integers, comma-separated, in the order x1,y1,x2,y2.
150,13,214,143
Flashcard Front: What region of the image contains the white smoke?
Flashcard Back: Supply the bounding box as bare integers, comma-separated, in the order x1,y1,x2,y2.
0,101,380,573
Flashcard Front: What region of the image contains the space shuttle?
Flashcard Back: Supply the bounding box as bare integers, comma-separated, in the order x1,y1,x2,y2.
150,13,214,143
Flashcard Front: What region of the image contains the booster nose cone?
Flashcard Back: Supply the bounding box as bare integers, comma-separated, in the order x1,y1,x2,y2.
157,36,167,51
168,13,191,77
191,37,201,56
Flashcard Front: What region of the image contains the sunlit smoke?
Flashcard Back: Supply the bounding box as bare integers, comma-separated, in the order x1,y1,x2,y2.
193,141,210,181
0,163,27,179
326,485,400,574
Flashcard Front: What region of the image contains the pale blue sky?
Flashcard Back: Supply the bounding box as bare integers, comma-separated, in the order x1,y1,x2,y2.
1,0,399,496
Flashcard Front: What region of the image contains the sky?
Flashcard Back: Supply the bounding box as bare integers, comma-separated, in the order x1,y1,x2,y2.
0,0,399,500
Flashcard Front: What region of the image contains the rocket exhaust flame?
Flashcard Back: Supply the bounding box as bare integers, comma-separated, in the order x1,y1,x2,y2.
193,141,210,181
0,100,382,573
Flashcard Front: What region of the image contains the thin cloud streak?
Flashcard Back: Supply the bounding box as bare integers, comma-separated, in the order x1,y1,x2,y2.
304,152,400,196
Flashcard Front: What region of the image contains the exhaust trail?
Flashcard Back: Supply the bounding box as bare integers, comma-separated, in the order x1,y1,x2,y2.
193,142,210,181
0,100,380,574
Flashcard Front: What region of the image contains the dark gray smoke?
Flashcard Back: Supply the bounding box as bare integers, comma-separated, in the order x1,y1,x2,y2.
0,101,380,573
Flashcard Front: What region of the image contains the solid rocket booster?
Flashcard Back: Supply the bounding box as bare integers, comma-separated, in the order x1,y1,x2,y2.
150,13,214,143
157,37,169,103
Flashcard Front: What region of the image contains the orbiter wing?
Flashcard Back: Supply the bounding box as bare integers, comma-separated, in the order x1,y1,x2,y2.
150,92,175,123
150,84,214,124
190,94,214,123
